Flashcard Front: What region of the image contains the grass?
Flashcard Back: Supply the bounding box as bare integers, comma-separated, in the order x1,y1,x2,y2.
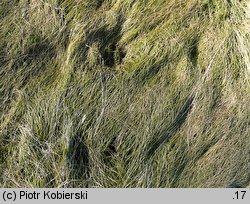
0,0,250,188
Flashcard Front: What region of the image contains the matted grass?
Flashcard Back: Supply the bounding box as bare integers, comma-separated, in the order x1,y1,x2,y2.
0,0,249,187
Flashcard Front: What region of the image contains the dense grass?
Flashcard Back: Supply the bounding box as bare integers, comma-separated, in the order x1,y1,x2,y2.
0,0,250,187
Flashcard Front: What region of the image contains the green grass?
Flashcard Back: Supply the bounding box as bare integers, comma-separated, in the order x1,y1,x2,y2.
0,0,250,187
